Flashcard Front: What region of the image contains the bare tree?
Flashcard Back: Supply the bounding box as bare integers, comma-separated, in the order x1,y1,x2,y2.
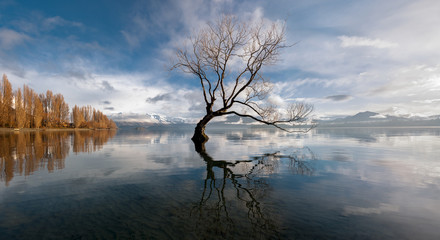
172,15,314,149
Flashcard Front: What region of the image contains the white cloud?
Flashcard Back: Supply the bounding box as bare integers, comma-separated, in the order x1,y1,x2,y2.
42,16,83,31
370,114,386,119
413,99,440,104
343,203,399,216
338,35,398,49
0,28,30,49
267,94,285,106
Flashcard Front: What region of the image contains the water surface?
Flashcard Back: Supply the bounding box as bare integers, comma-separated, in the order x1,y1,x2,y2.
0,127,439,239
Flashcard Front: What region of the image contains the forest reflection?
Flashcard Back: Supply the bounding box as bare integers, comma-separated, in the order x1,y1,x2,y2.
0,130,116,185
191,147,315,239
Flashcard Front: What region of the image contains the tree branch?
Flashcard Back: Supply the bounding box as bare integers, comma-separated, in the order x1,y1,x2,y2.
221,111,315,133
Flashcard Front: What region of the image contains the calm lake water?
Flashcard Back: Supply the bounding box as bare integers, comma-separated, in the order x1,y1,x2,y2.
0,127,439,239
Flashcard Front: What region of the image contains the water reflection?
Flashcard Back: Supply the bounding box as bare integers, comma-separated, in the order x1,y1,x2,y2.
315,127,440,143
0,127,439,239
0,130,116,185
191,147,315,239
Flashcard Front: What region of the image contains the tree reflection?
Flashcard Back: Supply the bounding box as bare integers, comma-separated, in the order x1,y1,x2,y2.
0,130,116,186
191,147,315,239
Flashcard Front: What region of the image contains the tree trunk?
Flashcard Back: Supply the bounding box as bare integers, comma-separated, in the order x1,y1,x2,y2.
192,114,214,152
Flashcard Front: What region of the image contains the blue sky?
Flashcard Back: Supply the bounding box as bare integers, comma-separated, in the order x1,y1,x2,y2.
1,0,439,121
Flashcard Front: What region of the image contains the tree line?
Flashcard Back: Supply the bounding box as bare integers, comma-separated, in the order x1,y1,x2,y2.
0,74,117,129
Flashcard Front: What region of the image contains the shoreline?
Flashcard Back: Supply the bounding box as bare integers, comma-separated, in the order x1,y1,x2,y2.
0,128,117,132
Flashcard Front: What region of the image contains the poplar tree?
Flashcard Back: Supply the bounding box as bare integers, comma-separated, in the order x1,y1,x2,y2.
15,88,26,128
1,75,14,127
33,92,43,128
0,79,3,127
23,85,33,128
72,105,85,128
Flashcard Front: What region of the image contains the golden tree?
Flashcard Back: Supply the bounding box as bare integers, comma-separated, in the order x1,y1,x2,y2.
15,88,26,128
33,92,44,128
1,74,14,127
0,78,2,127
23,84,34,128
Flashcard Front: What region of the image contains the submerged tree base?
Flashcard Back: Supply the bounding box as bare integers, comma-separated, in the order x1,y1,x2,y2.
191,117,213,153
191,127,209,153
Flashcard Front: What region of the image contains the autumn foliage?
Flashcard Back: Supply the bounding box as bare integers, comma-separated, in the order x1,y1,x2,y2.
71,104,117,129
0,74,117,129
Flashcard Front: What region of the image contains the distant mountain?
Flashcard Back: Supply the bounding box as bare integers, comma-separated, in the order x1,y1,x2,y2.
345,111,380,121
110,113,186,128
319,111,440,127
111,112,267,130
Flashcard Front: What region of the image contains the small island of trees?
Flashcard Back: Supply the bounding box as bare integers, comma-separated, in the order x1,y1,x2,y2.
0,74,117,130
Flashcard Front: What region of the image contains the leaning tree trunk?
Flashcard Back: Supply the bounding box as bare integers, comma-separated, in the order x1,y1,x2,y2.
192,114,214,153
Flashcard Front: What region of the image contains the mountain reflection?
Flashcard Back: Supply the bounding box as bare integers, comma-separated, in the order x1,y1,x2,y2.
0,130,116,185
191,147,315,239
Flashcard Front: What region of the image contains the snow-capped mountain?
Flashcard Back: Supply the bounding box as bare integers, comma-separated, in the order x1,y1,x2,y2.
109,112,186,128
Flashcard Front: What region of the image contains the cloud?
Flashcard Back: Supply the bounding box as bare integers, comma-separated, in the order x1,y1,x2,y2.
66,69,92,80
10,15,84,35
368,65,440,97
101,80,115,91
413,99,440,104
42,16,83,31
325,95,352,102
343,203,399,216
120,4,155,48
0,28,30,49
121,31,139,48
338,35,398,49
267,94,285,106
146,93,173,103
187,102,201,111
104,107,115,111
102,101,112,105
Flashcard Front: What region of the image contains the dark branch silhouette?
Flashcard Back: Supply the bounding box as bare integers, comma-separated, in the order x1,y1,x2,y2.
190,147,315,238
171,15,315,148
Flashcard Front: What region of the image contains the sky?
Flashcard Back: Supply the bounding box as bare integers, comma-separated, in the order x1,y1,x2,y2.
1,0,439,121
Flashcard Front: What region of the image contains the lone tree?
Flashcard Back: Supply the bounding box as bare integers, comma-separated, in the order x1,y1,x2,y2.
172,15,314,150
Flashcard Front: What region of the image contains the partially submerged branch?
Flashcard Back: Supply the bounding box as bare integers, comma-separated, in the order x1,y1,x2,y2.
223,105,315,133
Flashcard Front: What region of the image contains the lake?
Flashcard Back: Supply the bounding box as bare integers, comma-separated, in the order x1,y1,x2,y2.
0,127,439,239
